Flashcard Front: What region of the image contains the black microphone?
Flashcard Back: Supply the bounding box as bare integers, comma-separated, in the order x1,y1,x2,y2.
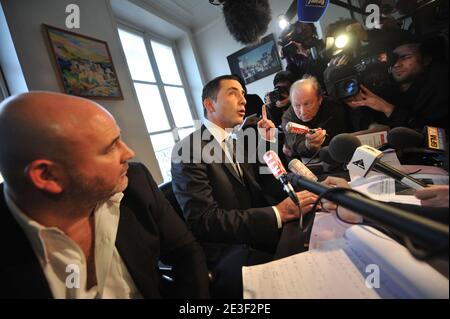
319,146,341,166
387,127,448,167
388,126,447,152
328,134,427,190
263,151,299,206
222,0,272,44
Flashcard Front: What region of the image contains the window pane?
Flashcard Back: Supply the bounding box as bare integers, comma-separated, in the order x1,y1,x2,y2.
118,29,155,82
165,86,194,127
178,127,195,140
150,132,175,183
134,83,170,133
151,41,182,85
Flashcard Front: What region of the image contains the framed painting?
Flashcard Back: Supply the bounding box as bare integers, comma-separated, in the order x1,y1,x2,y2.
227,34,282,85
44,24,123,99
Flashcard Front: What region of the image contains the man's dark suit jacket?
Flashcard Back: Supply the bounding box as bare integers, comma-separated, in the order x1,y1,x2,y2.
0,162,209,299
171,125,282,267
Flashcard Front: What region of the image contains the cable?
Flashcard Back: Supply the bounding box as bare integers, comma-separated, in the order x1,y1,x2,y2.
303,186,449,260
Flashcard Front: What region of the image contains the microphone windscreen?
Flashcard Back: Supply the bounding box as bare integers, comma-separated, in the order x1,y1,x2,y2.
298,0,330,22
328,133,362,163
263,150,287,179
387,127,424,150
319,146,340,165
223,0,272,44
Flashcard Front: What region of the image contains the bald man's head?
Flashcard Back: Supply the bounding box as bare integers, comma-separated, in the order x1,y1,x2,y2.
0,91,114,191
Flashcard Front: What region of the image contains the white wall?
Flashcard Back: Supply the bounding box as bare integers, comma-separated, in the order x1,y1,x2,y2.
192,0,362,100
0,0,164,183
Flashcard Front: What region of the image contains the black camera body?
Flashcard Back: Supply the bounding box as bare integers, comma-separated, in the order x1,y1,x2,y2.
324,51,393,99
278,22,317,59
267,86,290,108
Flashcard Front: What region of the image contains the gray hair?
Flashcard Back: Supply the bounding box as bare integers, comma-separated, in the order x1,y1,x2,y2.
290,76,322,100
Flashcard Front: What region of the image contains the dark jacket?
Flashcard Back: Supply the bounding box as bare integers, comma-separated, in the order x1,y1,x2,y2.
0,162,209,299
171,125,282,268
282,96,353,158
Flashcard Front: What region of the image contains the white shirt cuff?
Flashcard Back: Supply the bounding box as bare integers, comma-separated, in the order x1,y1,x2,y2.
272,206,282,229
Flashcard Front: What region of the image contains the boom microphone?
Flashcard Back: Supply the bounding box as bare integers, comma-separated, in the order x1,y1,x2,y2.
298,0,330,22
222,0,272,44
328,134,427,190
263,151,300,206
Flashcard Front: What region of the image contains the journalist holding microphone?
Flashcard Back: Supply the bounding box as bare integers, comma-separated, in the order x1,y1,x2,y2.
282,76,353,159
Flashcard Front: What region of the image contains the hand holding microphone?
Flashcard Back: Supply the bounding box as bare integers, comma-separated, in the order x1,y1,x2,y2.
305,128,327,152
263,151,318,225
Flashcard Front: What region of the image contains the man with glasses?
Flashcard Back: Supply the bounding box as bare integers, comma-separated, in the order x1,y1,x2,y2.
346,38,449,132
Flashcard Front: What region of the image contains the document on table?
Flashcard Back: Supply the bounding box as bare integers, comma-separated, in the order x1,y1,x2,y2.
349,170,449,205
242,226,449,299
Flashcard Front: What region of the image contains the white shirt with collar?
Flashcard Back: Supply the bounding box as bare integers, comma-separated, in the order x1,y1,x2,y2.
4,187,142,299
203,119,282,228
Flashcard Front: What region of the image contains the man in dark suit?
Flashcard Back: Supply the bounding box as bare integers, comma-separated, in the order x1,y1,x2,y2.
0,92,209,299
171,75,318,297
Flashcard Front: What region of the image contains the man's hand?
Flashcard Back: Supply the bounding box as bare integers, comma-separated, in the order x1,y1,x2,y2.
321,177,362,223
276,190,319,223
305,128,326,152
414,185,449,208
346,85,395,117
257,105,277,142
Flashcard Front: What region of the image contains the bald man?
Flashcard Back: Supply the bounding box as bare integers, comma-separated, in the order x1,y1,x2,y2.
0,92,209,299
282,77,353,159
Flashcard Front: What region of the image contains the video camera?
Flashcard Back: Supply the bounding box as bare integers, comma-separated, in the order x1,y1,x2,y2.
324,52,393,99
266,85,290,108
323,31,394,99
278,21,319,59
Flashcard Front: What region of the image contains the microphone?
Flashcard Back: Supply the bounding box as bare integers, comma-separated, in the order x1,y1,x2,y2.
388,126,447,152
288,159,318,181
387,127,448,167
285,122,316,135
298,0,330,22
318,146,341,167
328,134,427,190
263,151,300,206
222,0,272,44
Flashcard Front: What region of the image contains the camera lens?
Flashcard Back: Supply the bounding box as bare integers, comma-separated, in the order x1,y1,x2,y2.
344,80,358,95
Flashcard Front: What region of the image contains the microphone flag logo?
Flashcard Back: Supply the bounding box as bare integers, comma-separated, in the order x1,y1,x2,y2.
306,0,327,7
352,159,365,170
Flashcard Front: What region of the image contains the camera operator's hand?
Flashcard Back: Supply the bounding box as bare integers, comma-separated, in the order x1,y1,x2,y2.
290,41,308,57
305,128,326,152
346,85,395,117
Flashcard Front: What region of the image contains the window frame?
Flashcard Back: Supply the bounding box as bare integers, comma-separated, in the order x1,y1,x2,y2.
117,22,199,181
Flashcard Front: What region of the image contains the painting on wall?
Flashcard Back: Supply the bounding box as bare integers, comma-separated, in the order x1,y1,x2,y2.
44,24,123,99
227,34,282,85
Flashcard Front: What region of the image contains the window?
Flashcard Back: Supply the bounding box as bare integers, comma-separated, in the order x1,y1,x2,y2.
118,27,196,182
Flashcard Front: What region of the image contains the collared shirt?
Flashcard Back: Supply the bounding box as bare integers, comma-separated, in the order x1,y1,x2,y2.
4,187,142,299
204,119,282,228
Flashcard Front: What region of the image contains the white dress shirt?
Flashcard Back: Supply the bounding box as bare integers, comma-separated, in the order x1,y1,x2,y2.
4,188,142,299
204,119,282,228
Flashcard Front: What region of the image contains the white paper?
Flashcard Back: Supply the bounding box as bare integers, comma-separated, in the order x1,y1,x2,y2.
309,212,352,250
350,170,449,205
242,226,449,299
